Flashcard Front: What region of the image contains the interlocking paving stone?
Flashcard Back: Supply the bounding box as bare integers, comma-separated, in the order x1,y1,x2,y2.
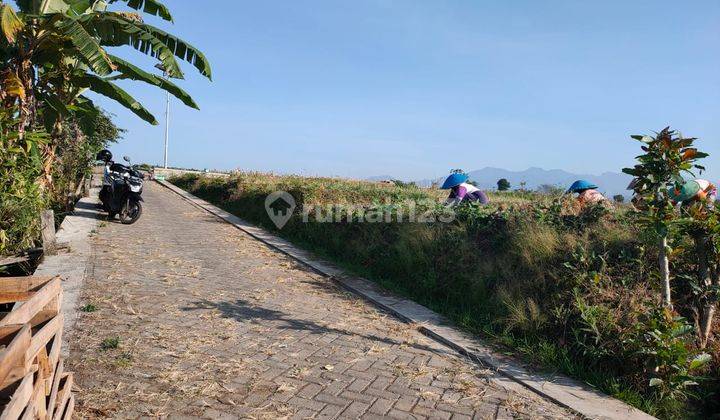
66,183,573,419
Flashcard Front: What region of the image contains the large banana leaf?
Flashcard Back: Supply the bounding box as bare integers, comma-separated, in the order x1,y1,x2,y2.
36,90,70,131
107,54,198,109
81,12,211,80
109,0,172,22
77,73,158,124
66,0,96,15
144,22,211,80
80,12,186,78
15,0,70,14
70,95,102,135
0,3,24,43
12,0,209,131
37,90,71,115
39,0,70,13
57,17,114,75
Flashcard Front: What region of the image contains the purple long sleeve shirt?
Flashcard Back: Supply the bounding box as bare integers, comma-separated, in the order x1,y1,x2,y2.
447,183,489,205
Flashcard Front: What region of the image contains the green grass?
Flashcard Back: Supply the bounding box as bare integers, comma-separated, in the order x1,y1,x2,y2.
100,337,120,350
80,303,98,312
114,352,133,368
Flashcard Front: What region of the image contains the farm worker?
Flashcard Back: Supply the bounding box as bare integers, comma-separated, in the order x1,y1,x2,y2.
669,179,717,206
626,178,646,210
567,180,607,206
441,173,489,205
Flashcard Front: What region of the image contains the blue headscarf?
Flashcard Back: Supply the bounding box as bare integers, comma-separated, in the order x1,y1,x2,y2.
567,180,598,193
441,173,469,189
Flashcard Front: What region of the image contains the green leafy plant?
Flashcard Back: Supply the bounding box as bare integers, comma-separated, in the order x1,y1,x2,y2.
632,308,710,401
100,336,120,350
500,292,547,336
676,197,720,348
115,351,132,368
51,110,123,211
623,128,707,308
80,303,97,312
0,109,47,255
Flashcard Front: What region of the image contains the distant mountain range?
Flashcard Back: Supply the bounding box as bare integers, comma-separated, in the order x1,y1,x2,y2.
369,167,634,197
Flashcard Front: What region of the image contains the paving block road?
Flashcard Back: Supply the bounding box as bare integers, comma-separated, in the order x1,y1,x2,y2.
66,182,574,419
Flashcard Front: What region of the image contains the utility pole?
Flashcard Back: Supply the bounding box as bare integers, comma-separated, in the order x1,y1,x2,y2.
156,64,170,168
164,88,170,169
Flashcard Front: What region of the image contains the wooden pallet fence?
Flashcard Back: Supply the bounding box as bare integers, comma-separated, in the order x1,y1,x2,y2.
0,276,74,420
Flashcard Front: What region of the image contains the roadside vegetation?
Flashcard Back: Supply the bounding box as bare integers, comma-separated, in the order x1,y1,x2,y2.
171,132,719,419
0,0,209,257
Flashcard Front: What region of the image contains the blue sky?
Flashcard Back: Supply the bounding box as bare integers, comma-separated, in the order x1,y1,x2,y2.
101,0,720,181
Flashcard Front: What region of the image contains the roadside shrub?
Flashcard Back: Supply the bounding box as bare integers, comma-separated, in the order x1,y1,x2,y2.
628,308,712,405
509,222,560,267
0,109,121,257
500,291,548,336
51,112,122,212
0,113,47,255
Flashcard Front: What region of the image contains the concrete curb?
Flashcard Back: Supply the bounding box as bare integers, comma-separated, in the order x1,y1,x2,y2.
34,178,103,357
157,179,656,420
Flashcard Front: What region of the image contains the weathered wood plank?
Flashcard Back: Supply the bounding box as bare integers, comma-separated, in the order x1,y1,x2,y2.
0,277,53,295
0,278,61,327
0,271,73,418
27,288,63,328
0,365,37,391
0,257,29,268
46,360,63,420
47,328,62,369
0,295,32,306
16,404,32,420
27,314,63,361
0,325,30,390
0,372,33,420
36,348,51,388
63,395,75,420
0,325,25,346
51,373,72,420
61,395,74,420
19,374,44,420
45,330,63,395
0,276,56,304
41,211,56,256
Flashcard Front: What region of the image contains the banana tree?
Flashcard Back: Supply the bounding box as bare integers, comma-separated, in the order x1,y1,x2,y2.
0,0,210,186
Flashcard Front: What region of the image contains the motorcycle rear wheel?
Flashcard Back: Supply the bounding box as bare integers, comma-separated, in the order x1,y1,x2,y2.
120,201,142,224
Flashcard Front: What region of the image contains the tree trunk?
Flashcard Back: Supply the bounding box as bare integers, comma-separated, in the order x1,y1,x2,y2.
659,236,672,309
39,117,65,193
16,59,35,140
693,233,713,347
699,262,719,348
41,143,57,192
700,306,716,348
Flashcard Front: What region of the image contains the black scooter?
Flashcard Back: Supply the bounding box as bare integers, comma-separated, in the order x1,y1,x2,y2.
100,156,144,224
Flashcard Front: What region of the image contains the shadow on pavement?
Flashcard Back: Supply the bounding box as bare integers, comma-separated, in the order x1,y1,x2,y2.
181,298,441,355
67,210,100,220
